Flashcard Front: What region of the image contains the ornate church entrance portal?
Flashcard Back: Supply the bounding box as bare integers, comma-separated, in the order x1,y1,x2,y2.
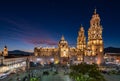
60,57,69,65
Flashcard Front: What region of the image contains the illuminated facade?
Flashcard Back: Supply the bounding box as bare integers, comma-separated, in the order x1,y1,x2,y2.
87,9,104,65
3,45,8,56
0,57,28,73
34,9,104,65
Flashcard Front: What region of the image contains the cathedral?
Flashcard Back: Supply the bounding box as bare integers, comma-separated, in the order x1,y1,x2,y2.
34,9,104,65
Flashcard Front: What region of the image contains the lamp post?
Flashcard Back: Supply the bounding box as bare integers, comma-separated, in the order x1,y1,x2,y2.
26,57,30,81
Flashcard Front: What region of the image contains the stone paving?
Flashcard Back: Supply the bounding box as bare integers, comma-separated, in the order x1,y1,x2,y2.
2,71,27,81
103,74,120,81
42,71,73,81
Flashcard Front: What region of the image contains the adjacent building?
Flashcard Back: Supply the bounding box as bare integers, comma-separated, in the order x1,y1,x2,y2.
104,53,120,65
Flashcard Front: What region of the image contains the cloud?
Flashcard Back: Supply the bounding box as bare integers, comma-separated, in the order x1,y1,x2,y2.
0,17,59,47
23,38,58,46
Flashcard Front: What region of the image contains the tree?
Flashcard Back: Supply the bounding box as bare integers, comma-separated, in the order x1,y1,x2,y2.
30,77,39,81
69,63,106,81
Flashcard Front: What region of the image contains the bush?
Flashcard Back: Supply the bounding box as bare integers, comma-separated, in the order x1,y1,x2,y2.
108,70,117,74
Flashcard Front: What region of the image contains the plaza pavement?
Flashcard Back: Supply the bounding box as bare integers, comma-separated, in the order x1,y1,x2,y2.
103,74,120,81
42,71,73,81
2,71,27,81
2,67,120,81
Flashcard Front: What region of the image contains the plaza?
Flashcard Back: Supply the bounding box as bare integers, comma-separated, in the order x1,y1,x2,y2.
0,1,120,81
1,64,120,81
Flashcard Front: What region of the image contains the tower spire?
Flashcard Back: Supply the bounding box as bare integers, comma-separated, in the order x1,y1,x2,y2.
94,8,97,14
61,35,65,40
5,45,7,48
80,24,84,31
77,24,86,49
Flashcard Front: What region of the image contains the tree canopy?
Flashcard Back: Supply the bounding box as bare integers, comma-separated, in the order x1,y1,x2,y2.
69,63,106,81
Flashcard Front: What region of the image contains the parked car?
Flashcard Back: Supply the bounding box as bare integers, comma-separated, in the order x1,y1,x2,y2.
0,75,7,79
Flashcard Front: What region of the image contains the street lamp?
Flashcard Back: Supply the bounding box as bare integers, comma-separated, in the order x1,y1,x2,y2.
26,57,30,81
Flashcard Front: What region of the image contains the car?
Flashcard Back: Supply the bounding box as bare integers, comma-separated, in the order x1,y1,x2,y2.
4,70,11,75
0,75,7,79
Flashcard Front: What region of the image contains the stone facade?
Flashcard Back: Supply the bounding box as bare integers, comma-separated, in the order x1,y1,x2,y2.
34,9,104,65
3,45,8,56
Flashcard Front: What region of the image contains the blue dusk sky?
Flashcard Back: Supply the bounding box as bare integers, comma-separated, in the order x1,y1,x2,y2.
0,0,120,52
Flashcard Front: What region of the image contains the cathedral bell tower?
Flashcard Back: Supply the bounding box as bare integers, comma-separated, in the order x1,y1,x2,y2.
87,9,104,65
76,25,86,61
77,25,86,50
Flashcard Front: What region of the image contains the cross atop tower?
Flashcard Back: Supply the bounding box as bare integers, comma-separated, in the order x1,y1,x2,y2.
80,24,84,31
94,8,97,14
4,45,7,48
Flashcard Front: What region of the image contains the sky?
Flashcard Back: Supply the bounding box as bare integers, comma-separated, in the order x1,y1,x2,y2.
0,0,120,52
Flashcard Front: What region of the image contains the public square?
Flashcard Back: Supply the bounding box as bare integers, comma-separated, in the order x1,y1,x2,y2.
0,1,120,81
1,64,120,81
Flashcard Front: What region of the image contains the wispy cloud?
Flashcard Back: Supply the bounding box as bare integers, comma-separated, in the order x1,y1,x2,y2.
0,17,58,45
22,38,58,46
